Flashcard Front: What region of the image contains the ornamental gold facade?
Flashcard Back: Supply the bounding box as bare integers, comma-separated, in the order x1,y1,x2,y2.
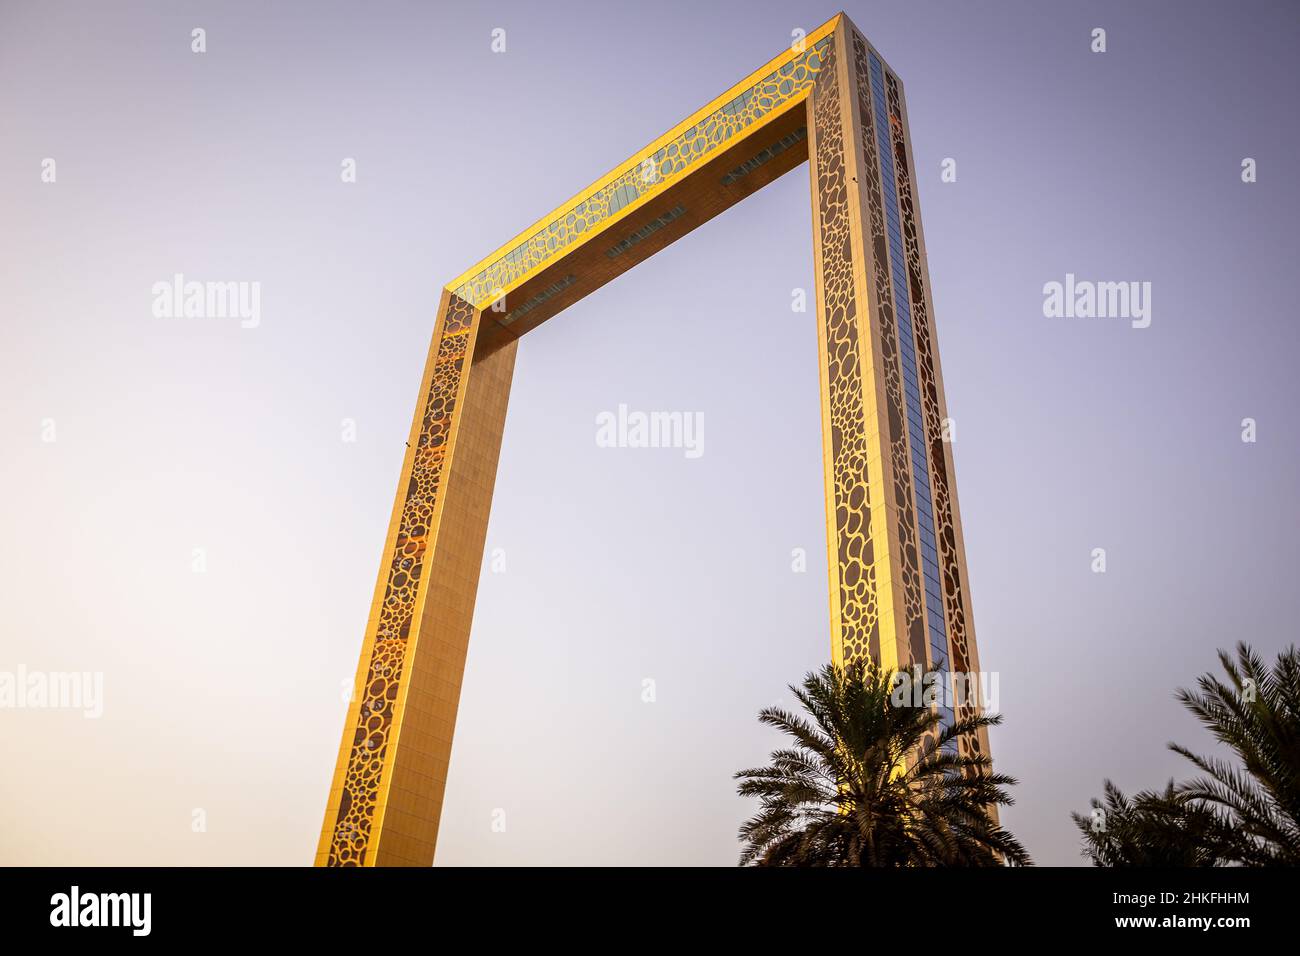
318,13,993,867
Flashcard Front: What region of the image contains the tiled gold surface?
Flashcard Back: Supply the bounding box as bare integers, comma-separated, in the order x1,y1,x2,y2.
317,292,515,866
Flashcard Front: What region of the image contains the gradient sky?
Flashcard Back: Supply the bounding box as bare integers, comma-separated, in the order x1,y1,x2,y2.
2,0,1297,866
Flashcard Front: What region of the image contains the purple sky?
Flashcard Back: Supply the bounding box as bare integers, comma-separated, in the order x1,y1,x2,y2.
2,0,1297,865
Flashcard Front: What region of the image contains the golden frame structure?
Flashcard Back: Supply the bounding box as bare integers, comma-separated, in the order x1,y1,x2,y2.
318,12,992,866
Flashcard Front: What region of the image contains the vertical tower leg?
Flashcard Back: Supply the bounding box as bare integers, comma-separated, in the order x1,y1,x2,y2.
808,22,920,676
884,69,995,768
317,291,515,866
809,17,995,783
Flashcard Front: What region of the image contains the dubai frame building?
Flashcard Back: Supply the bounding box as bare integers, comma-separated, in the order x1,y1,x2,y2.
319,12,993,866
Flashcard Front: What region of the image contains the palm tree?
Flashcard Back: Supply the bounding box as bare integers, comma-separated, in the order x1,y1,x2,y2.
1074,643,1300,866
1071,780,1240,866
734,661,1030,866
1170,642,1300,865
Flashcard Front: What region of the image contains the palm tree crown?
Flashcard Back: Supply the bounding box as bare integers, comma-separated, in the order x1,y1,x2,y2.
1070,780,1239,867
1074,642,1300,866
1170,642,1300,865
735,661,1029,866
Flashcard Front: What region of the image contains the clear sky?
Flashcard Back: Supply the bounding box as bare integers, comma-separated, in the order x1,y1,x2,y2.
2,0,1297,866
